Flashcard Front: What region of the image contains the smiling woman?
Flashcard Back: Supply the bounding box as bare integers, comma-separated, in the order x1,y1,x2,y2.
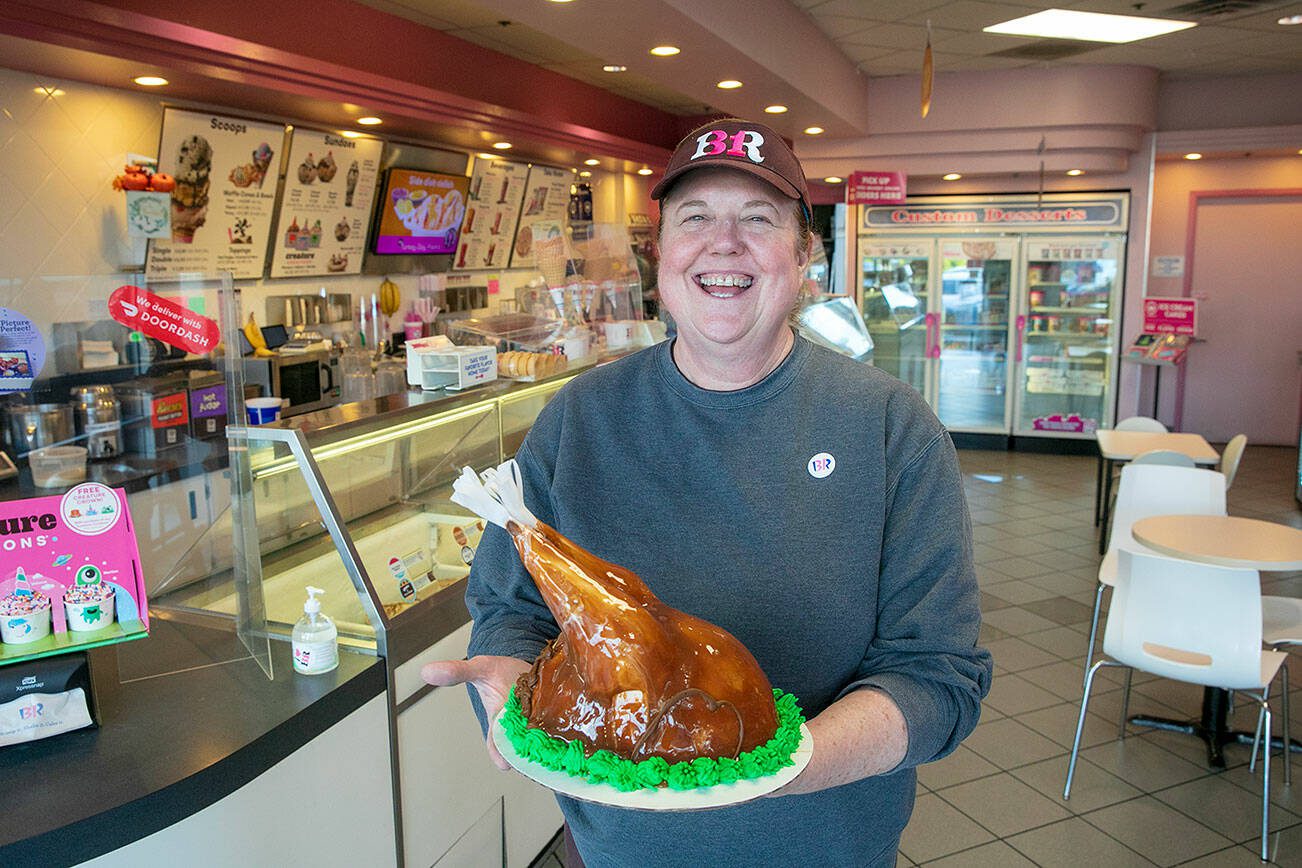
436,116,991,868
648,118,817,390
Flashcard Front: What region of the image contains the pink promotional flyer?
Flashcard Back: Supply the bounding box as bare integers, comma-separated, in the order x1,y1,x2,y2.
0,483,148,665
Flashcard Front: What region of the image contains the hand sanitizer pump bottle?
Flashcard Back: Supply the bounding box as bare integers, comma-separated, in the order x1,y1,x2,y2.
292,586,339,675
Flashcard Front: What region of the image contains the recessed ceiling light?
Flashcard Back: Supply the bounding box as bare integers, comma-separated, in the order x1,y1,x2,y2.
803,126,824,135
34,86,65,96
476,153,499,160
716,80,743,90
1184,152,1202,160
492,141,513,150
584,158,601,166
357,116,383,125
547,0,574,3
1278,13,1302,24
133,76,169,87
637,167,654,176
1066,168,1084,176
823,176,844,184
579,170,593,177
764,105,789,114
943,173,963,181
649,45,680,57
984,9,1195,43
602,64,627,72
340,130,363,139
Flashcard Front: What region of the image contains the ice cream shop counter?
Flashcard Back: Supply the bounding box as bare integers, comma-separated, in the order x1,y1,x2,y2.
0,617,390,865
0,364,580,866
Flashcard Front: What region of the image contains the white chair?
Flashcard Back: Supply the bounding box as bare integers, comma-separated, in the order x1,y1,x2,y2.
1256,594,1302,783
1085,465,1228,680
1130,449,1196,468
1115,415,1168,433
1221,434,1248,490
1066,546,1289,863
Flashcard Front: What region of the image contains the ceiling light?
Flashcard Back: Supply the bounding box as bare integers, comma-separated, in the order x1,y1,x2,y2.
649,45,680,57
34,86,65,96
764,105,788,114
984,9,1195,43
803,126,824,135
476,153,499,160
340,130,363,138
637,167,654,176
823,176,843,184
579,170,593,177
1184,152,1202,160
716,80,743,89
547,0,574,3
1066,168,1084,176
492,141,513,150
584,158,601,166
1278,13,1302,24
133,76,169,87
357,116,383,125
942,173,962,181
602,64,627,72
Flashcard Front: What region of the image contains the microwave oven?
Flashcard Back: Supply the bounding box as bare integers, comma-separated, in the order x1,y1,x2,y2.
241,349,339,417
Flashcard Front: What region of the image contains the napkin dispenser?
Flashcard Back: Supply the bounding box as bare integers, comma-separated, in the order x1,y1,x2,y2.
0,653,97,747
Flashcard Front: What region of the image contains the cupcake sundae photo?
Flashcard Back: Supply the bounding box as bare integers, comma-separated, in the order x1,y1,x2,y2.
63,564,116,633
0,569,52,646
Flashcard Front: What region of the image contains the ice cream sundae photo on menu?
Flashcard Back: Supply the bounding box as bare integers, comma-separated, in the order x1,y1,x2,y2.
316,151,338,183
298,153,318,185
171,134,212,243
345,160,359,206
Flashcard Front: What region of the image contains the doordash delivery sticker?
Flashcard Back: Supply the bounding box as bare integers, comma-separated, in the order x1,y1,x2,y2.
108,285,220,355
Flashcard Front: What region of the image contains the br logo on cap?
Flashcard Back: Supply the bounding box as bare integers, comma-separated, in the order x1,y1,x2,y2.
691,129,765,164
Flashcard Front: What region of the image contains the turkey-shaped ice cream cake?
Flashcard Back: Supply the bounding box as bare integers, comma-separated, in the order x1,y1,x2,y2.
453,460,781,764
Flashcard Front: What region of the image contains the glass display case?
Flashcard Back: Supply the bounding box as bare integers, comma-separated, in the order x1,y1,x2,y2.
858,240,929,396
151,373,579,668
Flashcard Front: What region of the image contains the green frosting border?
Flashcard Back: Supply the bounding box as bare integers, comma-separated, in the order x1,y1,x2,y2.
499,687,806,792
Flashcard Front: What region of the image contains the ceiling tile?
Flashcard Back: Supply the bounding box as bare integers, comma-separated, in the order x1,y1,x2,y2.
841,21,938,48
1217,8,1302,32
895,1,1052,29
810,0,952,21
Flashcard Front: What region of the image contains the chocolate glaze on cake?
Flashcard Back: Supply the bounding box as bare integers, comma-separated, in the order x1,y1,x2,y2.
508,519,778,763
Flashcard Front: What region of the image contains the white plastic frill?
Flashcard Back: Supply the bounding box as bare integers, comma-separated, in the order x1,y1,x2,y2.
450,459,539,531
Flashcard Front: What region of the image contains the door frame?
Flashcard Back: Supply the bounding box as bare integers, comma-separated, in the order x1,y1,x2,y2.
1174,188,1302,432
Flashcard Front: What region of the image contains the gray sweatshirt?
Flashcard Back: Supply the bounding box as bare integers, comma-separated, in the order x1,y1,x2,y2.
466,335,992,867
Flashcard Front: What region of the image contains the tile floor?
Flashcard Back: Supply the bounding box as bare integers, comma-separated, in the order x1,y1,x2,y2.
899,444,1302,867
539,444,1302,868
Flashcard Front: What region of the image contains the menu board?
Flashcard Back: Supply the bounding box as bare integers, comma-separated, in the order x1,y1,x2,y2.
146,108,285,279
510,165,571,269
454,159,528,270
372,168,469,256
269,128,382,277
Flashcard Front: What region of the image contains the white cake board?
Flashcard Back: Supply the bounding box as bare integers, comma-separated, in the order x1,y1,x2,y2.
491,711,813,812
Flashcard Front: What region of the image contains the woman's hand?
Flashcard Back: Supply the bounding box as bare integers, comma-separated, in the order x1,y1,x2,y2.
421,655,530,769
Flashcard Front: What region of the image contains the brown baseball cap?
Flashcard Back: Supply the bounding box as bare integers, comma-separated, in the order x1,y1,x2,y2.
651,118,811,220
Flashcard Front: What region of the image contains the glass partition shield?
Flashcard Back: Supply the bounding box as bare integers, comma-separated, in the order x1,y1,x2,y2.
936,239,1015,432
0,270,272,676
858,240,932,397
500,378,569,457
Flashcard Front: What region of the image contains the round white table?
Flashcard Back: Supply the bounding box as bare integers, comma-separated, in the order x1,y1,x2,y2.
1131,514,1302,570
1127,513,1302,767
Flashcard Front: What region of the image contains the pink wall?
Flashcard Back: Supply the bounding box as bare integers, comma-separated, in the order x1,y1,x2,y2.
1144,155,1302,429
1157,74,1302,131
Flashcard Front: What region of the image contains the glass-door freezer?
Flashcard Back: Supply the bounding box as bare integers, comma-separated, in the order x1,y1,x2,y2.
858,241,931,399
936,238,1016,432
1014,236,1125,437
